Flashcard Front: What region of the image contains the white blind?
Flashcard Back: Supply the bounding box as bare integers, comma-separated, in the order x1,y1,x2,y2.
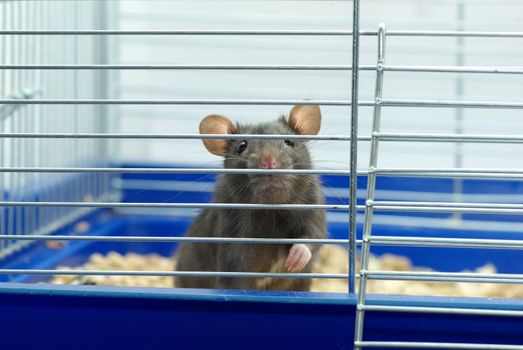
114,0,523,170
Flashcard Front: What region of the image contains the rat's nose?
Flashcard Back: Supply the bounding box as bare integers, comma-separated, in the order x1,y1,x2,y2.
261,155,278,169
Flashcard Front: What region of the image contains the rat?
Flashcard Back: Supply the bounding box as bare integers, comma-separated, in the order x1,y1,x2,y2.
175,105,326,291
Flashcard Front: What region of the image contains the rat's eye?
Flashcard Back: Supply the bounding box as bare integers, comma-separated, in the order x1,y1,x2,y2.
284,140,295,147
238,140,248,154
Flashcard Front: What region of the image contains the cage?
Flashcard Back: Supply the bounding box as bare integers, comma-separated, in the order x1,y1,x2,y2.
1,1,523,349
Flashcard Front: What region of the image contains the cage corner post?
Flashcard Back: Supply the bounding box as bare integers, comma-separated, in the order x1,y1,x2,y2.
349,0,361,297
353,22,387,350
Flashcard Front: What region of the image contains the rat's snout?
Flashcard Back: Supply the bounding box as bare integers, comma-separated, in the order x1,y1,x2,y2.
261,155,278,169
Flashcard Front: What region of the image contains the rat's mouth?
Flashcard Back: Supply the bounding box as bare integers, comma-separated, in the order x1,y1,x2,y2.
247,172,297,203
250,173,290,189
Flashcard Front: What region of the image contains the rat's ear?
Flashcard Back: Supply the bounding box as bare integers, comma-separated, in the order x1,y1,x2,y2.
199,114,237,156
288,105,321,139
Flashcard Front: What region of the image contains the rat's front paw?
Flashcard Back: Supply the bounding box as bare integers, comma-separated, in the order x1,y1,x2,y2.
285,244,312,272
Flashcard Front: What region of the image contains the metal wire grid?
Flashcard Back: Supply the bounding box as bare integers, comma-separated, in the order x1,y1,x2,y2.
0,1,115,261
353,23,523,350
0,1,522,348
0,2,367,286
0,4,523,279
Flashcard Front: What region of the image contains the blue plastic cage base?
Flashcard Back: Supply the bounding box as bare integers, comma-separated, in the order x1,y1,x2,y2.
1,281,523,350
2,215,523,349
2,170,523,349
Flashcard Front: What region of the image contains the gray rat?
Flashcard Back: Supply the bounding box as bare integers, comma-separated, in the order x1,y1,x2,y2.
175,105,326,291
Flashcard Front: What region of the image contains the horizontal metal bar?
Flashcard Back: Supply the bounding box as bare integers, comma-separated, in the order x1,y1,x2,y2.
370,200,523,214
0,167,352,175
372,30,523,38
381,99,523,109
372,205,523,214
0,29,356,35
383,65,523,74
377,133,523,144
376,173,523,180
2,64,521,74
0,64,364,71
2,98,520,108
1,30,522,38
360,305,523,317
372,201,523,209
0,99,365,106
0,234,352,245
0,133,357,141
4,132,523,144
355,341,523,349
0,269,348,279
1,64,522,75
363,270,523,284
375,168,523,175
370,236,523,250
373,168,523,179
0,201,356,211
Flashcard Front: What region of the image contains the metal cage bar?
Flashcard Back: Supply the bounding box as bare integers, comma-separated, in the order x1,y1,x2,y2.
0,167,352,175
354,341,523,349
0,269,349,279
360,305,523,317
4,132,523,144
0,234,352,245
348,0,361,295
363,270,523,284
1,64,522,75
354,22,387,350
0,201,358,212
0,4,523,349
0,1,116,261
370,236,523,250
0,29,522,38
1,98,522,109
351,19,523,350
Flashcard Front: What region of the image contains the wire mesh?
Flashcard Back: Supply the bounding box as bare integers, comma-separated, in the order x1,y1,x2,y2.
0,1,522,349
0,1,115,260
353,20,523,350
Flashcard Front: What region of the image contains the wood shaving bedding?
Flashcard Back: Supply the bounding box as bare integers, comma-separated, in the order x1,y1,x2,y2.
50,246,523,298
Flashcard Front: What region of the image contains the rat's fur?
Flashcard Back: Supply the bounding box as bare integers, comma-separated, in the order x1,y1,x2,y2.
175,114,326,291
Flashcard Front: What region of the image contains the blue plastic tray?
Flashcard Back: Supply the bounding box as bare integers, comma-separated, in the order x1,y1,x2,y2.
1,170,523,349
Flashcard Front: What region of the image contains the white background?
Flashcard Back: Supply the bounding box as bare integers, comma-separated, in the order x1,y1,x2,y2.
114,0,523,171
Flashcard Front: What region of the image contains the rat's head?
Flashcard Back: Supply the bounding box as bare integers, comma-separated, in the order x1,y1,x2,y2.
199,105,321,202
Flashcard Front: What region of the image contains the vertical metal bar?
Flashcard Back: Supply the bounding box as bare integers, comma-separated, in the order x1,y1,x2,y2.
52,0,58,228
97,0,110,201
0,1,6,257
30,0,38,241
354,23,387,350
22,0,28,243
58,1,65,226
16,0,23,250
73,0,80,208
39,2,48,235
348,0,360,296
60,2,68,226
8,1,16,256
38,0,47,240
27,0,34,242
453,0,465,222
110,0,122,203
65,1,73,210
18,0,24,248
78,0,87,214
22,0,29,243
